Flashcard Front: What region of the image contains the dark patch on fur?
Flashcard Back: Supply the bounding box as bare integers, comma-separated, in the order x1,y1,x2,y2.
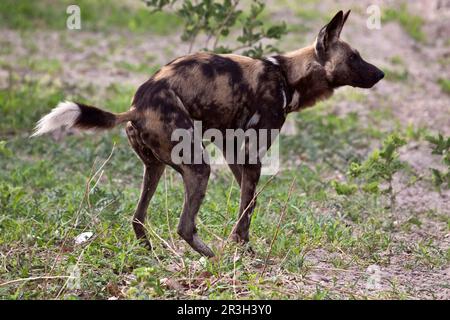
74,102,116,129
133,79,170,110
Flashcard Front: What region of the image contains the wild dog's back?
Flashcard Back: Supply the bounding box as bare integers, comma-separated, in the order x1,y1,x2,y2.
132,52,284,130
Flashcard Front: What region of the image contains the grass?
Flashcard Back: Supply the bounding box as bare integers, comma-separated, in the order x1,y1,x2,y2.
382,56,409,83
1,75,448,299
0,0,181,34
295,7,325,23
0,135,390,298
0,0,449,300
438,78,450,95
0,80,66,135
383,4,425,43
383,68,409,82
115,61,161,75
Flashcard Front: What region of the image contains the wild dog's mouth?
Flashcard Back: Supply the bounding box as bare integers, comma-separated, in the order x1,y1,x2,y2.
351,65,385,89
361,70,384,88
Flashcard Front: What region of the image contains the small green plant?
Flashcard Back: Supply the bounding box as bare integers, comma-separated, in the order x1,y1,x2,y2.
127,267,165,298
143,0,287,57
437,78,450,95
334,134,407,210
390,55,404,65
426,133,450,191
383,67,408,82
385,53,409,83
331,180,357,196
0,140,12,157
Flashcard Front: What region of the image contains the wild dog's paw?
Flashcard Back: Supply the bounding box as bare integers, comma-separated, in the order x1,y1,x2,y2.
138,238,152,251
231,233,255,256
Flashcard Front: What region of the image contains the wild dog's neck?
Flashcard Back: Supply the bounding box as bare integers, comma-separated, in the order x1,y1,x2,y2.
276,46,334,112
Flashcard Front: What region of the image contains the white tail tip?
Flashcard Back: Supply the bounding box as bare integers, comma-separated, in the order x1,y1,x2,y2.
31,101,80,137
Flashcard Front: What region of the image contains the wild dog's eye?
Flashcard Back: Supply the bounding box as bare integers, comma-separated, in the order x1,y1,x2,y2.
349,53,358,61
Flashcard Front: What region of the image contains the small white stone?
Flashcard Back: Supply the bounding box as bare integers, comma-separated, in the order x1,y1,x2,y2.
74,231,93,244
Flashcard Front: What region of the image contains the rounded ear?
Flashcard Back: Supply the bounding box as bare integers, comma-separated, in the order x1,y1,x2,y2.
316,10,349,56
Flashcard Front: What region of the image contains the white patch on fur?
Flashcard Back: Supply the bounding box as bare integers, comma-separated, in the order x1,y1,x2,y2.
266,57,288,109
246,112,260,129
267,56,279,66
31,101,80,137
174,94,189,115
281,89,287,109
313,37,319,57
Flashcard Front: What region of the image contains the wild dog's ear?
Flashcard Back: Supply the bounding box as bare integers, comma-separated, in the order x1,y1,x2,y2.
315,10,346,57
341,10,351,35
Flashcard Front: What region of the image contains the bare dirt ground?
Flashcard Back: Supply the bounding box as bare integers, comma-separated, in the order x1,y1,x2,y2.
1,0,449,299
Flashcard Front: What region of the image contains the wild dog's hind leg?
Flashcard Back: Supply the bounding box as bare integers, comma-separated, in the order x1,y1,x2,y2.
126,122,165,248
132,89,214,256
177,163,214,257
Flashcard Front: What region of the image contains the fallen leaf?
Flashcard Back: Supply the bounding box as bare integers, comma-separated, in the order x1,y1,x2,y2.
161,278,185,292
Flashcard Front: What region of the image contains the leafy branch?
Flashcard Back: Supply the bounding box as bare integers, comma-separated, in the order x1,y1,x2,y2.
143,0,287,58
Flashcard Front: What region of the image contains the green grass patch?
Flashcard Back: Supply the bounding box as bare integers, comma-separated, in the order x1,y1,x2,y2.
0,0,182,34
383,4,425,42
281,99,385,168
0,80,66,135
1,127,407,298
0,71,447,299
437,78,450,95
390,55,404,65
295,7,325,22
383,67,409,82
115,61,161,75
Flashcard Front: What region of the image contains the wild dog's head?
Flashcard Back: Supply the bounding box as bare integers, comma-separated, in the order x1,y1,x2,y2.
315,10,384,89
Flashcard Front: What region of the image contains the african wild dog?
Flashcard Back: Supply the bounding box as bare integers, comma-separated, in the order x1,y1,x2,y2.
32,11,384,257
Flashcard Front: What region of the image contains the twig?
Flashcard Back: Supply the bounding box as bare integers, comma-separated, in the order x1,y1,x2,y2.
392,173,425,197
224,178,236,233
56,248,85,299
233,247,238,299
260,177,296,276
211,0,241,50
219,171,279,254
198,218,223,242
145,222,186,270
44,145,116,294
0,276,71,287
310,265,366,274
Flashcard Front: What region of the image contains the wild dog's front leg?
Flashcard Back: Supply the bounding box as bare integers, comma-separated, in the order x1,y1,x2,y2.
219,138,242,188
227,163,242,188
230,107,282,244
232,163,261,243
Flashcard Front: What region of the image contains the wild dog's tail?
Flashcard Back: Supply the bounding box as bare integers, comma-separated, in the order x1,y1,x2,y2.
31,101,136,137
